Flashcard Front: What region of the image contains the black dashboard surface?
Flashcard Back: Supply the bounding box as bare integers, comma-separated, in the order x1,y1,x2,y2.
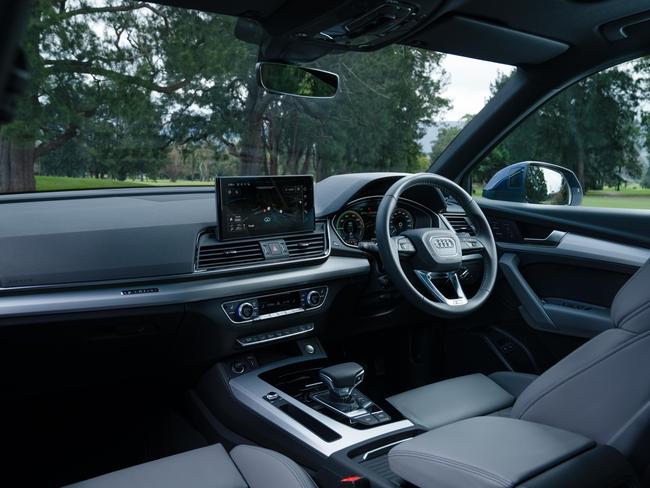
0,173,425,289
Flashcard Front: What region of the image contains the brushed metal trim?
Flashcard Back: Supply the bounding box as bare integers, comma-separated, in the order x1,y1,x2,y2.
0,257,369,319
229,356,415,457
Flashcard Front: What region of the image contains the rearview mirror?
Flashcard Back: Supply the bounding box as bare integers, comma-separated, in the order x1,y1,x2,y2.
257,62,339,98
482,161,583,206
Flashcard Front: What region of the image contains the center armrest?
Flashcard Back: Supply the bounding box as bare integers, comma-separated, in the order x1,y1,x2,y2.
388,417,595,488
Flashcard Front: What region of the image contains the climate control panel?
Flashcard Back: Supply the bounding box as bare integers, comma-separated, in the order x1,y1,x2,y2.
222,286,328,323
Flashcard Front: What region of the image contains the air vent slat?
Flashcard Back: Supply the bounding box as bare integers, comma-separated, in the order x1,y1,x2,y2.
443,213,475,235
285,233,326,257
195,229,327,272
196,239,264,271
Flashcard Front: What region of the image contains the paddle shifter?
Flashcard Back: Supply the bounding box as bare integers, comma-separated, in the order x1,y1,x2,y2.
319,362,365,402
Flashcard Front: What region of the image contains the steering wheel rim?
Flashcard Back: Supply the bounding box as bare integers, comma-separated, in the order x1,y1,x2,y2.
376,173,498,318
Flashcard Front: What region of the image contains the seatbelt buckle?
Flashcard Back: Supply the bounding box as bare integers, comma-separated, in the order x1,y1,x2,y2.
339,475,370,487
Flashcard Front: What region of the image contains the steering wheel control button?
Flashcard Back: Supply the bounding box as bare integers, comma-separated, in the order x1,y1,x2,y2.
396,236,416,254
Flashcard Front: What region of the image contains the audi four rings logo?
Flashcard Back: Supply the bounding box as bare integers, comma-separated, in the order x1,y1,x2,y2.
433,238,455,249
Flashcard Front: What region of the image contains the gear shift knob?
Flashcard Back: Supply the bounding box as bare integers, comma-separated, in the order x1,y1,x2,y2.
319,362,365,401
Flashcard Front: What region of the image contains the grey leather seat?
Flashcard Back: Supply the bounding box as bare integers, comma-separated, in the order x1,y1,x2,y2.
388,258,650,473
65,443,317,488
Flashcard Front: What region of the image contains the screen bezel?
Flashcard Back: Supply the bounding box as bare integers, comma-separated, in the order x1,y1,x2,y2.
216,175,315,241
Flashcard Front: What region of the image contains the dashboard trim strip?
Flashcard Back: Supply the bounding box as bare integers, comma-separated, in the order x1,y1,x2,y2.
0,256,369,319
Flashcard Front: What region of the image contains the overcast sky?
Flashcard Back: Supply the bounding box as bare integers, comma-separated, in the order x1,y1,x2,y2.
439,54,514,121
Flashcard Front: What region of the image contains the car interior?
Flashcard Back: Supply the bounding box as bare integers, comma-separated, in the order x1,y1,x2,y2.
1,1,650,487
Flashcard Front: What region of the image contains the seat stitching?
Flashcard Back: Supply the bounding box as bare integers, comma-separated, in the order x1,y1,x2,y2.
617,300,650,330
392,449,512,487
515,329,646,418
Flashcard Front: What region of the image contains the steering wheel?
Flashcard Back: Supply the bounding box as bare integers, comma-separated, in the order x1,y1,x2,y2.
376,173,498,318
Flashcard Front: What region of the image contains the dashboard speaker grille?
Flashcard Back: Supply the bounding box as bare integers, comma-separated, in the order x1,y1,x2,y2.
196,239,264,270
284,232,327,257
443,213,475,235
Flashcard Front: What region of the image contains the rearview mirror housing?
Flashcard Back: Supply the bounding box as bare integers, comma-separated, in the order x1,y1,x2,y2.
257,62,339,98
482,161,583,206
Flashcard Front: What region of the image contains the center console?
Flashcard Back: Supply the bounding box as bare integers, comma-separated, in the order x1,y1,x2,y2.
227,354,418,459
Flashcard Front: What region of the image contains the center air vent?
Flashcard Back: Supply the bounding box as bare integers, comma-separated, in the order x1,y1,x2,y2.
284,232,326,257
196,238,264,271
443,213,475,235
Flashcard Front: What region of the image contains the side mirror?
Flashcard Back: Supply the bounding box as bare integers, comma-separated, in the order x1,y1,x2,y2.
257,62,339,98
482,161,583,206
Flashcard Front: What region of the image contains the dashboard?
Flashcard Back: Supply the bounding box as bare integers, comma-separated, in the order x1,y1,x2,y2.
333,197,438,247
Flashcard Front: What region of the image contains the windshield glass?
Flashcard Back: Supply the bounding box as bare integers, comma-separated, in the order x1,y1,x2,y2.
0,1,509,194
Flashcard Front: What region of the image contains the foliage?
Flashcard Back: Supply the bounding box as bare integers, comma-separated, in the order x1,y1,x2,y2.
1,0,451,191
471,63,646,191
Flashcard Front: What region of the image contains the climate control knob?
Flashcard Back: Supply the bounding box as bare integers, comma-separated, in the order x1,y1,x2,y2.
306,290,322,307
237,302,255,320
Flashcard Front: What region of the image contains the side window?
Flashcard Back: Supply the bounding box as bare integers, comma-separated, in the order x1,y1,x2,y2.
471,58,650,210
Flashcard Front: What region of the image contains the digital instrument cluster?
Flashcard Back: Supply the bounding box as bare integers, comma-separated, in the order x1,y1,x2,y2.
334,197,434,247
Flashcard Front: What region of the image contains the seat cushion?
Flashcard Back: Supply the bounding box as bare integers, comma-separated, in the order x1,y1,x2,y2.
231,445,317,488
387,373,515,430
65,444,317,488
65,444,247,488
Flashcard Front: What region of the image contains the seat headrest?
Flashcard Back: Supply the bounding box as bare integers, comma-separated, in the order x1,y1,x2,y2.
611,258,650,334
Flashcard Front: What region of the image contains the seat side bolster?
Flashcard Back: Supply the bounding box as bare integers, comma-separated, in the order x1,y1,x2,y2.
230,445,317,488
64,444,247,488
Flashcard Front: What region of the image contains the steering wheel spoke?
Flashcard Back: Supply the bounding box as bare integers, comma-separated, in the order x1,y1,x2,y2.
414,270,468,306
391,235,417,256
458,234,485,253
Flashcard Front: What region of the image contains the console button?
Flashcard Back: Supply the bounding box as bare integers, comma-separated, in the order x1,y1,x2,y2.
374,411,391,423
354,414,379,426
306,290,322,307
237,302,255,320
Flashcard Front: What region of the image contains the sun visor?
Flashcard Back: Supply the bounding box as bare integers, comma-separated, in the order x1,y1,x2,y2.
405,15,569,66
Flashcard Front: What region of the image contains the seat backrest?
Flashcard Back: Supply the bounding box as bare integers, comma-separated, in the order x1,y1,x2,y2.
511,259,650,475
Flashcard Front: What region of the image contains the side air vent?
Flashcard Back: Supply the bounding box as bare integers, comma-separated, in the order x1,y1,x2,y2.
196,238,264,271
443,213,475,235
284,232,327,258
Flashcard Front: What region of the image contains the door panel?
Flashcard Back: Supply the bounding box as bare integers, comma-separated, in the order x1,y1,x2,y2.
475,200,649,340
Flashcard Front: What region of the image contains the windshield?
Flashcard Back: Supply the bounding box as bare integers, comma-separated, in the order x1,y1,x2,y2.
0,1,508,194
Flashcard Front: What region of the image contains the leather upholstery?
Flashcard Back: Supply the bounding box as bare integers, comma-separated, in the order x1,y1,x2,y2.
488,372,538,397
611,259,650,334
388,417,594,488
231,445,317,488
387,373,515,429
65,444,316,488
387,258,650,474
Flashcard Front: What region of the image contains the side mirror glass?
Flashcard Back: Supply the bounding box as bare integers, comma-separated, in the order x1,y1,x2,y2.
257,62,339,98
483,162,583,206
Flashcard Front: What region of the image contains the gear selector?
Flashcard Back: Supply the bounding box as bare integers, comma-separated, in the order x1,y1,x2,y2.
319,362,365,401
312,362,391,426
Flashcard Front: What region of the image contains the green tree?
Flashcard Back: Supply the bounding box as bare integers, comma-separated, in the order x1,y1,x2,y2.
476,65,643,191
1,1,451,192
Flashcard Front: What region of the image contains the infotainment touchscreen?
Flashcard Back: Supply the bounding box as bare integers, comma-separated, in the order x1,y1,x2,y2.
216,175,315,240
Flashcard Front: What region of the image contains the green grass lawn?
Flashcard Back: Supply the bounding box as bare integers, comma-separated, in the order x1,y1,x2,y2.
35,175,211,191
33,176,650,210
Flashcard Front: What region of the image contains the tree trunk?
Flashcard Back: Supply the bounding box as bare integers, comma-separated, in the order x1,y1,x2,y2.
574,132,586,191
239,79,267,176
0,136,36,193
